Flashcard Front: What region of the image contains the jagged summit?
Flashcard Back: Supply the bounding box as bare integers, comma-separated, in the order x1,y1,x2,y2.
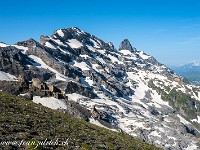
119,39,134,51
53,27,86,39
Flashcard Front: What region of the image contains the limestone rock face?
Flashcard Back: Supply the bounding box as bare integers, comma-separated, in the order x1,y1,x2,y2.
119,39,134,51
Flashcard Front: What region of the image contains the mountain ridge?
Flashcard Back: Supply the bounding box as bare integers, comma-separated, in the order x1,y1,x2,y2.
0,27,200,150
172,62,200,86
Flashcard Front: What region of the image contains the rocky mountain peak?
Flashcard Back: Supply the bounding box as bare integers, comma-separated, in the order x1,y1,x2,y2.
40,35,50,45
16,38,38,47
108,42,115,50
1,26,200,150
71,26,82,31
119,39,134,51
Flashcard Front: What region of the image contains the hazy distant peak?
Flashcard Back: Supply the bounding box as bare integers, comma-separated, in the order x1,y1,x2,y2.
191,62,200,66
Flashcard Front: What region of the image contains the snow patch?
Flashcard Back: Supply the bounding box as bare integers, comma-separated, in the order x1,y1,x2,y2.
90,39,100,48
120,49,133,55
177,114,190,124
45,42,56,49
191,116,200,124
138,51,151,59
72,61,90,70
185,142,198,150
0,42,9,47
29,55,68,81
108,54,123,64
66,93,87,102
149,131,161,137
12,45,28,54
57,29,65,37
86,45,96,52
96,56,106,64
67,39,82,48
0,71,18,81
33,96,67,110
52,39,67,47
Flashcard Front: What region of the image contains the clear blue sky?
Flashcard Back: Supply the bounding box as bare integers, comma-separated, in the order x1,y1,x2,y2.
1,0,200,66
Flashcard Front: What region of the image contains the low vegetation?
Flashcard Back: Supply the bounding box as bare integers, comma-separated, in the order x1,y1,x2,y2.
0,92,162,150
148,80,200,122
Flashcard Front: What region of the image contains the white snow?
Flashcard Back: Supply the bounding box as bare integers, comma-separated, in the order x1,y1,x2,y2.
45,42,56,49
177,114,190,124
85,77,94,86
91,64,101,72
89,117,108,128
120,49,133,55
33,96,67,110
147,72,167,81
191,116,200,124
90,39,100,48
80,54,90,59
12,45,28,54
0,42,9,47
57,29,65,37
67,39,82,48
29,55,68,81
52,39,67,47
0,71,18,81
58,47,69,54
119,49,137,60
98,49,106,54
137,51,151,59
80,77,93,87
89,117,117,131
185,143,198,150
86,45,96,52
108,54,123,64
96,56,106,64
66,93,87,102
71,27,86,35
192,62,200,66
73,61,90,70
149,131,161,137
151,89,171,108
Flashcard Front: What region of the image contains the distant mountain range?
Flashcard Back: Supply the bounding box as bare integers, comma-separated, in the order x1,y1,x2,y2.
172,62,200,85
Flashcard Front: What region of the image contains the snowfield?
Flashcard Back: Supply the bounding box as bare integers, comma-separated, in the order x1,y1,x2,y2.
0,71,18,81
33,96,67,110
0,42,9,47
67,39,83,48
56,29,65,37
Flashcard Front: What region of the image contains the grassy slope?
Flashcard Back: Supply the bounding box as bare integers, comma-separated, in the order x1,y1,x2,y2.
0,92,162,150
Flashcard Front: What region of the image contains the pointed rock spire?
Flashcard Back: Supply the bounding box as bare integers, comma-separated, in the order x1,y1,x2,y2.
119,39,133,51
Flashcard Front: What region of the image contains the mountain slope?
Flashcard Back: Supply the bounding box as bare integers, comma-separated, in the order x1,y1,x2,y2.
0,92,161,150
172,63,200,85
0,27,200,149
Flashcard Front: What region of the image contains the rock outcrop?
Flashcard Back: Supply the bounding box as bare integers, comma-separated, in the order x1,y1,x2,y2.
119,39,134,51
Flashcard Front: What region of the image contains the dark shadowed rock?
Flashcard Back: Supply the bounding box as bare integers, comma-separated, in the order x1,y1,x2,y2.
119,39,134,51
